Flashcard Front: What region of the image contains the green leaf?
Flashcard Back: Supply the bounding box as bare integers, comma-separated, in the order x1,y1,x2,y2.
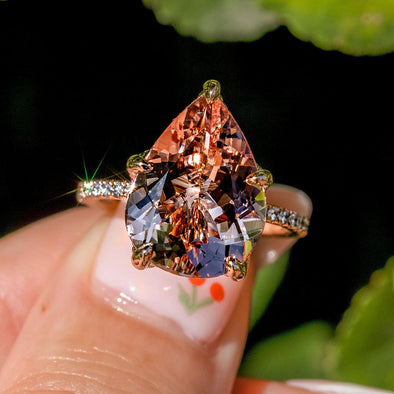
249,250,290,330
178,284,192,312
195,297,214,310
260,0,394,55
143,0,394,55
143,0,280,42
326,256,394,390
178,284,213,314
239,321,334,380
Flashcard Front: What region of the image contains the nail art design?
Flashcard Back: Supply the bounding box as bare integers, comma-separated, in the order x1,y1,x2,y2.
92,201,244,343
178,279,225,315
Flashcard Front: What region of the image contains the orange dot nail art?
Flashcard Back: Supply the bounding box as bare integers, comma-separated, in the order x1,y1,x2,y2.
188,278,206,286
210,282,225,302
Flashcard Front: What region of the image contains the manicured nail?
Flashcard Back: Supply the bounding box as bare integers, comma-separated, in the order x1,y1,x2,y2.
286,380,394,394
91,201,245,344
233,377,320,393
254,185,313,267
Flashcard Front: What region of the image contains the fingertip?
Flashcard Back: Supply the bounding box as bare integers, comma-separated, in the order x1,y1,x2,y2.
0,209,242,393
252,184,312,266
266,184,312,218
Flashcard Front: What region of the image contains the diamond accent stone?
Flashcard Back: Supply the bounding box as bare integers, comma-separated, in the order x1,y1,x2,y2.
78,180,132,201
125,93,267,278
266,204,309,234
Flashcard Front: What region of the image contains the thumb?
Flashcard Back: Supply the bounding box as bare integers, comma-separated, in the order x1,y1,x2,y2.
0,187,311,393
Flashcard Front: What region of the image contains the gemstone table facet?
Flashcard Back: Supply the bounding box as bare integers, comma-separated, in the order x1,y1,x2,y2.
125,93,266,278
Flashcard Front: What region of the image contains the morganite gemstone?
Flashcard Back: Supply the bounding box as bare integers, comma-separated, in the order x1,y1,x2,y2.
125,94,266,278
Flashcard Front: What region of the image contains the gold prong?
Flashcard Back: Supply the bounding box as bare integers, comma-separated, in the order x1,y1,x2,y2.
126,149,150,169
201,79,223,103
245,167,273,191
126,149,151,179
131,243,153,270
225,256,247,281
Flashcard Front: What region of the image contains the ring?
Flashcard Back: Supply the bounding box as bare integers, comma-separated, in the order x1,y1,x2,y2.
77,80,310,280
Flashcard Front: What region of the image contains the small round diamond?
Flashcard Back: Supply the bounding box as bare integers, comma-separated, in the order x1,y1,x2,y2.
278,210,289,224
113,182,125,197
267,207,278,221
288,213,297,227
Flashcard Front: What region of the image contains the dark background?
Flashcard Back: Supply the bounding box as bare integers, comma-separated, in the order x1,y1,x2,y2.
1,2,393,346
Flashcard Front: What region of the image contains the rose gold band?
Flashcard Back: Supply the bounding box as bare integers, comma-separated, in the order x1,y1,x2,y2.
77,180,309,238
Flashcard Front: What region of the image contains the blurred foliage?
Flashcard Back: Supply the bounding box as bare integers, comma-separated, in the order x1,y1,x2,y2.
249,251,289,330
142,0,279,42
241,256,394,391
261,0,394,56
327,256,394,390
240,321,334,380
143,0,394,55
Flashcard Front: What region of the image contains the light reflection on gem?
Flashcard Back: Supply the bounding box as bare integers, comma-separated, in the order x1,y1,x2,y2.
125,94,266,278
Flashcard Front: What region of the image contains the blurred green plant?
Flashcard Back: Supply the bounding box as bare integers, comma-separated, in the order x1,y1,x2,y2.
241,256,394,391
240,321,334,380
249,251,290,330
143,0,279,42
143,0,394,55
327,256,394,389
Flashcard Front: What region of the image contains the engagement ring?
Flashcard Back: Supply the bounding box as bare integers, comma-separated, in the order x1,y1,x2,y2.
77,80,310,280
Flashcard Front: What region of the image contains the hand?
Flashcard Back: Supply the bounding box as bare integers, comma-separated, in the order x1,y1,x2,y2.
0,185,388,393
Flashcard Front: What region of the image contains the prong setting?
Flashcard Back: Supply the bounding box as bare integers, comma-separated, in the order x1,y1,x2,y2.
126,150,152,179
245,166,273,191
76,81,309,280
132,243,153,270
225,256,248,281
201,79,222,103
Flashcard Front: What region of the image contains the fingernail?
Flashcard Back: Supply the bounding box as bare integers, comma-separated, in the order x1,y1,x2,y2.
286,380,394,394
233,377,320,393
91,201,245,344
254,185,313,267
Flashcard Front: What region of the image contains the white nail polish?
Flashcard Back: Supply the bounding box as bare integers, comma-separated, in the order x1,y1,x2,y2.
91,201,244,344
287,380,394,394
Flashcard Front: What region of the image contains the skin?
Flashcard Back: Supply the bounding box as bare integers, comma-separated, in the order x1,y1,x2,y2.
0,186,320,393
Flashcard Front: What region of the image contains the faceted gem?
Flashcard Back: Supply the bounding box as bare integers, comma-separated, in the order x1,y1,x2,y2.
125,92,266,278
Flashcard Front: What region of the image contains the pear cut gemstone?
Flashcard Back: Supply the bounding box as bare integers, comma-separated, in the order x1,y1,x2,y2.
125,94,266,278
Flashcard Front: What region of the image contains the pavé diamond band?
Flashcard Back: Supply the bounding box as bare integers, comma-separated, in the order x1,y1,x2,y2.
77,179,309,238
77,80,310,280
